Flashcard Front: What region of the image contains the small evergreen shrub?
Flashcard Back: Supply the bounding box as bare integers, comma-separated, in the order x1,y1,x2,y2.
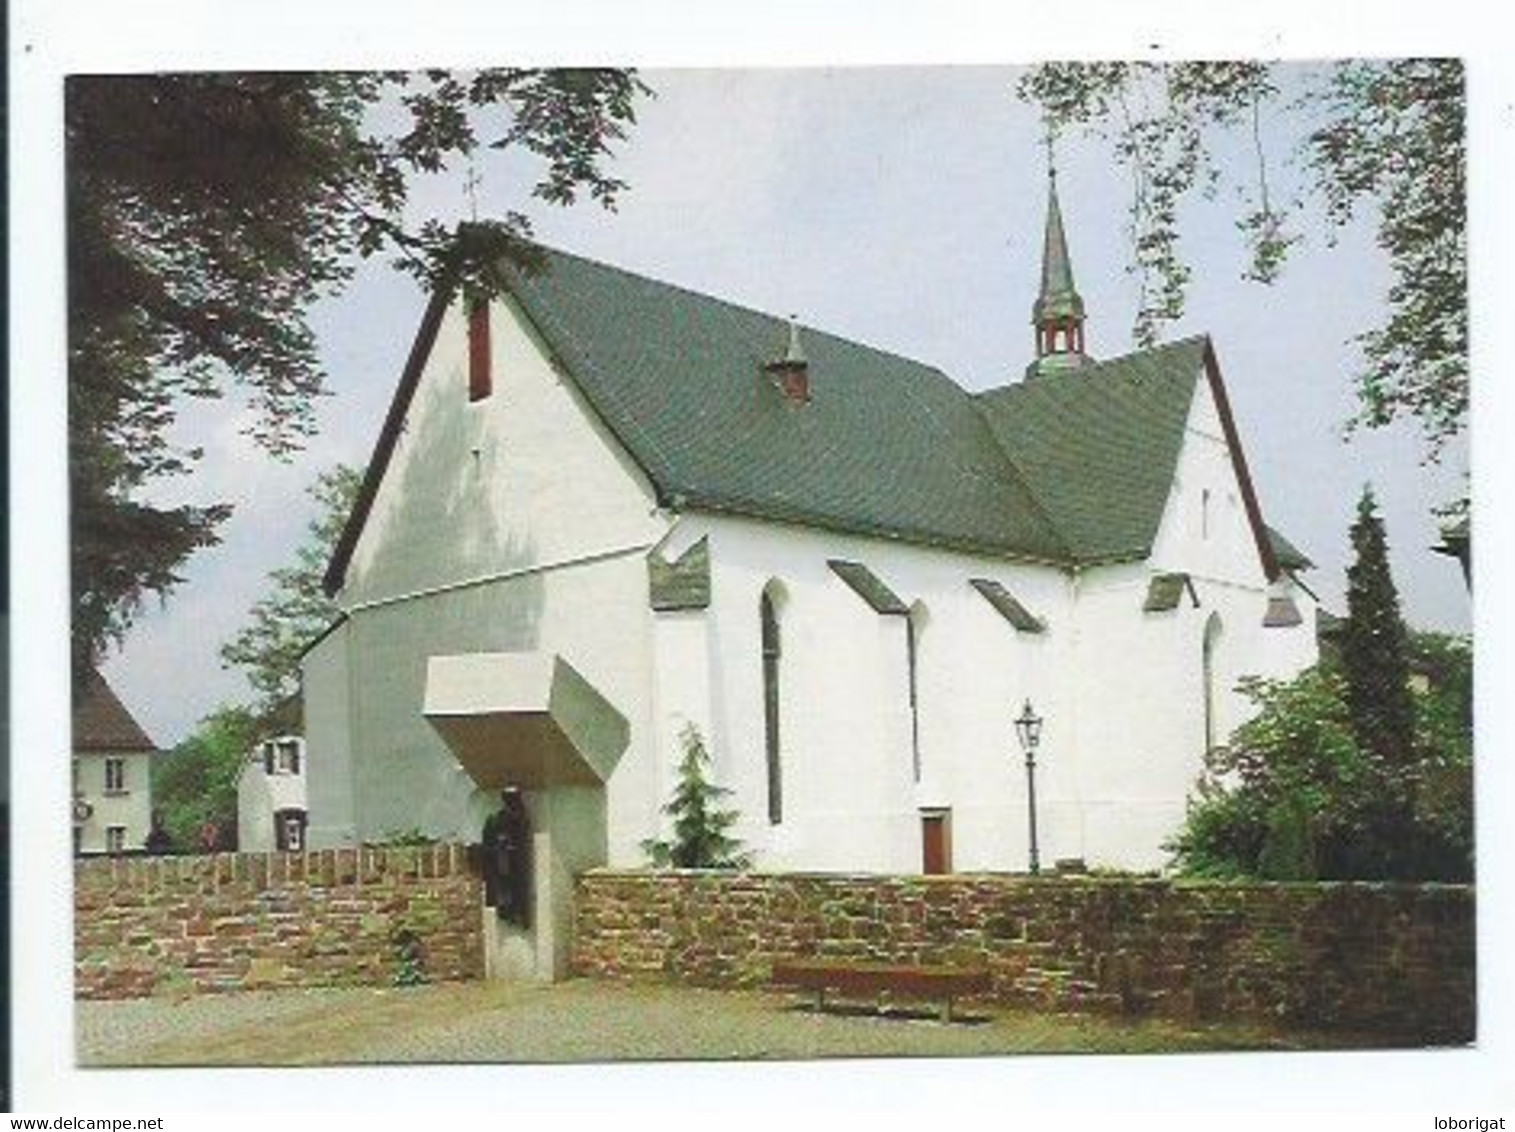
642,724,751,870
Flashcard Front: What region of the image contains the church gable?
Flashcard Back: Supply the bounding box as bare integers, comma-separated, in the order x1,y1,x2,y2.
1145,346,1279,587
974,336,1207,565
327,286,663,606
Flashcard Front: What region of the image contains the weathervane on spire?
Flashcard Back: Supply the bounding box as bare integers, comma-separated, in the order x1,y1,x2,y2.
464,159,483,222
1043,115,1058,182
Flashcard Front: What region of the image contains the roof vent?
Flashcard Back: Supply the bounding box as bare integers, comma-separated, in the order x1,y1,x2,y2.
764,315,811,404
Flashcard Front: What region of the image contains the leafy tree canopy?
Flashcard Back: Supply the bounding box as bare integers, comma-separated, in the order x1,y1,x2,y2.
1017,59,1466,464
150,702,263,853
221,463,362,716
69,69,649,682
1171,486,1470,882
1169,642,1472,882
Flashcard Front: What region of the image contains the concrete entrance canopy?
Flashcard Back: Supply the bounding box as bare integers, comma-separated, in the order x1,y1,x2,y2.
423,653,630,790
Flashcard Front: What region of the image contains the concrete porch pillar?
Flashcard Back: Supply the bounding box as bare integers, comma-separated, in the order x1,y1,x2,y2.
424,652,628,982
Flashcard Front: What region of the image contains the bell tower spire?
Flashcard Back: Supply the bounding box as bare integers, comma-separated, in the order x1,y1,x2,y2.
1027,133,1092,378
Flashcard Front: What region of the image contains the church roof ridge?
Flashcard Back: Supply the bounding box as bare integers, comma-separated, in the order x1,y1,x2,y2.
323,243,1294,595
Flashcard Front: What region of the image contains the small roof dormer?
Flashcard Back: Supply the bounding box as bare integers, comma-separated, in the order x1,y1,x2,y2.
764,315,811,404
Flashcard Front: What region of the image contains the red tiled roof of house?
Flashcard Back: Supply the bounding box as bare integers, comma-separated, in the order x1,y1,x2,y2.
72,670,157,752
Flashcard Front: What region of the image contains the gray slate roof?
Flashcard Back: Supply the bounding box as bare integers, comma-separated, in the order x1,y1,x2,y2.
976,337,1209,564
504,249,1070,563
326,245,1304,593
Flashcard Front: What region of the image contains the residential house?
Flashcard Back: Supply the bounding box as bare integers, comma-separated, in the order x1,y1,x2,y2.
236,735,309,852
72,670,156,856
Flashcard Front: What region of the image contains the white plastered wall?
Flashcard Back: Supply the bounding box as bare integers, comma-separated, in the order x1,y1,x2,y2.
303,290,669,858
650,512,1069,874
1068,374,1318,869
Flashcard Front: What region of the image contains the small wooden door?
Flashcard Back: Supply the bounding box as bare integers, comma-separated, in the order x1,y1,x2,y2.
921,810,951,875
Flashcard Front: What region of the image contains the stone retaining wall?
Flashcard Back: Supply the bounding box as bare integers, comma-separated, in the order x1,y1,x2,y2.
574,871,1475,1042
75,846,484,999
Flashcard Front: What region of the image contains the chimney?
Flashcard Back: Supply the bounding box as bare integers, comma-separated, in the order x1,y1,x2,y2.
764,315,811,404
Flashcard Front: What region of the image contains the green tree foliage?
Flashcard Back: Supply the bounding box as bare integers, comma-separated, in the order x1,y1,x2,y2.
68,69,649,682
1017,59,1466,463
1171,492,1471,881
642,725,751,870
1340,487,1417,772
1169,641,1473,882
221,463,362,715
150,703,263,852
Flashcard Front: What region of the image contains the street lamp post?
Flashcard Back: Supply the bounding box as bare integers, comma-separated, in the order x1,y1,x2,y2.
1014,698,1044,875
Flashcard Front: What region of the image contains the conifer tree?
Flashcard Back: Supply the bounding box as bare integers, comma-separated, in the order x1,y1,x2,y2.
642,725,750,870
1341,486,1417,771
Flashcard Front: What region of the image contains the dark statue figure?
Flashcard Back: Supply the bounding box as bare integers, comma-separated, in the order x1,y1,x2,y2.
482,788,532,928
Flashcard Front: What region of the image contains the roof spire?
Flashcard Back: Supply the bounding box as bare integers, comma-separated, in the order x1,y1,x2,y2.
1027,127,1092,378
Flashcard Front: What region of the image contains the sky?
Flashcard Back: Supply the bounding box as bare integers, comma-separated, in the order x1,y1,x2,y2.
97,64,1471,746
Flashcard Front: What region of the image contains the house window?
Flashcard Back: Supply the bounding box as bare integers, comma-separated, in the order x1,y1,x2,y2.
263,738,302,775
106,826,126,855
761,586,784,825
1201,489,1211,540
275,739,301,775
468,297,492,402
104,757,126,794
277,810,306,852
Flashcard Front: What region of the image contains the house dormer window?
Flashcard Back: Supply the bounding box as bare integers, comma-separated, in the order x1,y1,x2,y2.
468,297,492,402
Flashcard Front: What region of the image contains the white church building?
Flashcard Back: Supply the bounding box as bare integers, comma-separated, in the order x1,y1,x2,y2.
303,178,1317,973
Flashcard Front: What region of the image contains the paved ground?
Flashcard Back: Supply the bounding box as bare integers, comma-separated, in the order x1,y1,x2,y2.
76,978,1376,1067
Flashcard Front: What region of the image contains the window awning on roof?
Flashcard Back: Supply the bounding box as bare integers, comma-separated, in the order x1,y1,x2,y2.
828,560,908,615
648,536,711,611
969,578,1045,633
1143,572,1200,613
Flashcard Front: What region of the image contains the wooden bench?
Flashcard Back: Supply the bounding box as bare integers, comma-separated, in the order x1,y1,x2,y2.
771,959,991,1023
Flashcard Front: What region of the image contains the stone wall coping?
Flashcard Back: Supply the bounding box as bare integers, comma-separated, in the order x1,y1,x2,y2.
579,867,1475,894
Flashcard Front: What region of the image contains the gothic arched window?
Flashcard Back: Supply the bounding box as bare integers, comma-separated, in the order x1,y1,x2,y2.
761,585,784,825
1203,612,1224,752
907,602,928,782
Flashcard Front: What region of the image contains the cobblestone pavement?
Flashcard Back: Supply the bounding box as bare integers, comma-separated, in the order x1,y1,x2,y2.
76,978,1347,1067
